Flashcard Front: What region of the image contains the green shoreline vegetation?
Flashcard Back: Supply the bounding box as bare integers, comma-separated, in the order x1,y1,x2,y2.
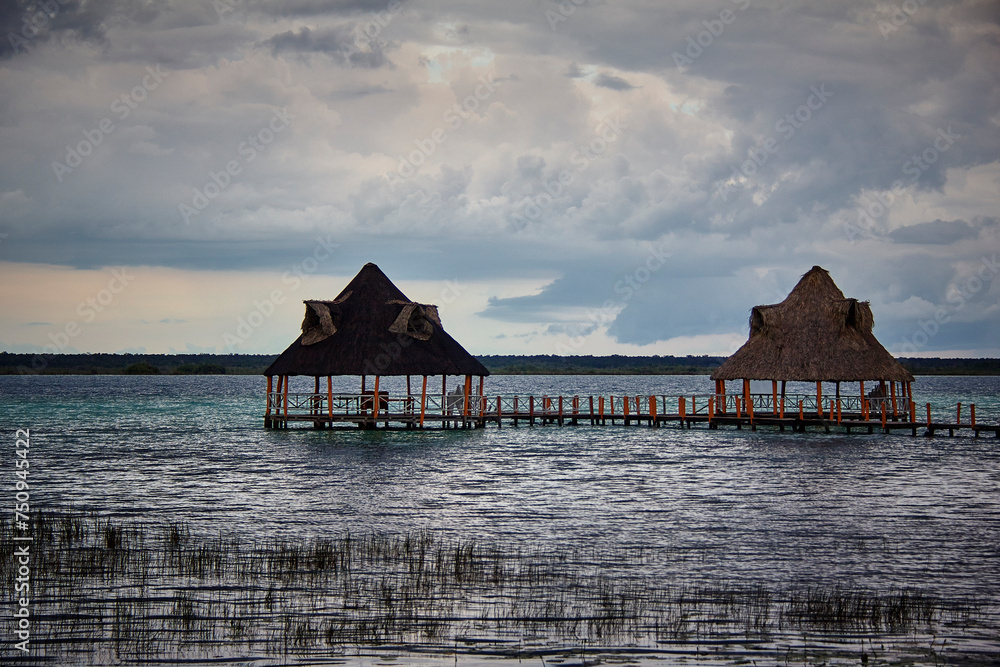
1,352,999,376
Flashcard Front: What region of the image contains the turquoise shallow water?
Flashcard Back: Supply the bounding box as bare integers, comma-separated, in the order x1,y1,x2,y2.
1,374,999,665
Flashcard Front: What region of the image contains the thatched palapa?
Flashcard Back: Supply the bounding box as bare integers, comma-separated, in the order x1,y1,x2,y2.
264,263,488,378
713,266,912,383
263,263,488,430
711,266,914,419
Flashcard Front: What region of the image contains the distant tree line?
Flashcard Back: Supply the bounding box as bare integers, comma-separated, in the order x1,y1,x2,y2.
1,352,998,376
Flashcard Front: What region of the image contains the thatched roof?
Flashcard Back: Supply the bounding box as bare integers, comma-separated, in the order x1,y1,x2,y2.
264,263,489,377
711,266,913,382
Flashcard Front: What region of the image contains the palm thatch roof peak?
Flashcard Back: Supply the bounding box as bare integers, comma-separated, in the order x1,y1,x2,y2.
711,266,913,383
264,263,488,377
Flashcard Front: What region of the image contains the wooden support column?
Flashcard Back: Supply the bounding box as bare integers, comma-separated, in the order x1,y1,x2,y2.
463,375,471,423
771,380,778,415
373,375,381,424
890,381,898,419
479,375,485,422
266,376,273,416
283,375,289,424
742,379,750,418
419,375,428,428
816,381,823,418
327,376,333,422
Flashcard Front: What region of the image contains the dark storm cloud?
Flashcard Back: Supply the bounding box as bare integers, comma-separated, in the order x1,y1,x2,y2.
594,73,635,90
889,219,979,245
265,25,390,67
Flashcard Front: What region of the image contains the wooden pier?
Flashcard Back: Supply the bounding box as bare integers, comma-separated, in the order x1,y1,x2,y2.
264,391,997,438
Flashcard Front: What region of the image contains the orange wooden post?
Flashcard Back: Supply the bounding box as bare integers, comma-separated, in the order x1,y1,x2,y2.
816,381,823,418
650,395,657,424
479,375,485,417
461,375,471,419
771,380,778,415
798,400,804,420
708,397,714,424
748,393,754,424
692,395,697,416
419,375,428,427
779,395,785,419
679,396,686,421
623,395,630,425
496,395,502,427
956,402,962,425
266,376,273,416
610,395,615,421
971,404,976,428
742,379,750,418
599,396,605,423
836,398,842,424
373,375,381,423
589,396,595,425
558,396,564,424
735,395,741,419
890,382,898,419
529,396,535,425
328,376,334,421
909,400,915,423
283,375,289,421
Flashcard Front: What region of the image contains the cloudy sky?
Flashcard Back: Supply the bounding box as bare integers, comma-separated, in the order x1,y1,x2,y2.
1,0,998,359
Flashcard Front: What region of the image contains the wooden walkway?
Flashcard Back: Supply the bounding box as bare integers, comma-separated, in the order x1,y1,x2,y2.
264,392,998,438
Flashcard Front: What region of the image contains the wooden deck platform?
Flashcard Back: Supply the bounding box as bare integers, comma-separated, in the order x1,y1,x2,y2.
263,391,996,437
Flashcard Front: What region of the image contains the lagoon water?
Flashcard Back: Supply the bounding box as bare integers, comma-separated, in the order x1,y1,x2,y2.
2,374,999,664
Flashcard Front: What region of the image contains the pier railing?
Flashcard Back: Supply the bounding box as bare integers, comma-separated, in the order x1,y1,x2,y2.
265,391,990,436
267,391,911,421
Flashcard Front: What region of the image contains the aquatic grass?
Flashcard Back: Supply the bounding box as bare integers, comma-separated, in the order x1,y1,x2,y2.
0,511,993,665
